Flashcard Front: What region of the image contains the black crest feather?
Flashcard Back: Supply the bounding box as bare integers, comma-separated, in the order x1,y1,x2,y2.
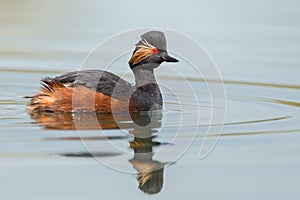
136,31,166,50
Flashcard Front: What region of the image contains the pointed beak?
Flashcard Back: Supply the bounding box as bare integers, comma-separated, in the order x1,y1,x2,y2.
162,52,179,63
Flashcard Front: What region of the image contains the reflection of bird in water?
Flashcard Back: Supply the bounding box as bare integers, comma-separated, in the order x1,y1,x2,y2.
29,111,135,130
129,136,165,194
31,109,169,195
29,110,162,131
129,111,167,194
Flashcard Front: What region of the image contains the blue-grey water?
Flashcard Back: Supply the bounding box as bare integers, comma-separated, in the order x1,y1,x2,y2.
0,0,300,199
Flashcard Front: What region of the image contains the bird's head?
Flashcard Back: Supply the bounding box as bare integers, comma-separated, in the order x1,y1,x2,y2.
129,31,178,70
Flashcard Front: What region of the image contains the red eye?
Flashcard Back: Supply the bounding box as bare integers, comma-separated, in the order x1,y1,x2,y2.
152,48,158,54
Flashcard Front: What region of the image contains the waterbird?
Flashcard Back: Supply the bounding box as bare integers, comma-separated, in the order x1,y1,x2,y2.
27,31,178,113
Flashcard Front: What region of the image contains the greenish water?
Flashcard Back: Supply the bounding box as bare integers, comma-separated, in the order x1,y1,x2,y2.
0,0,300,199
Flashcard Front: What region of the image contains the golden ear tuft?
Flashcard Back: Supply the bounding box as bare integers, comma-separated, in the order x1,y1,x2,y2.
129,39,157,66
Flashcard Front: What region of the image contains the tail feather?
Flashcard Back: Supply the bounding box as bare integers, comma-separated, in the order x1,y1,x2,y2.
28,78,66,112
41,77,65,93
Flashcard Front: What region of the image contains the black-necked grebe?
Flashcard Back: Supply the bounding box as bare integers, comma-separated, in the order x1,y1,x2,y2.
28,31,178,113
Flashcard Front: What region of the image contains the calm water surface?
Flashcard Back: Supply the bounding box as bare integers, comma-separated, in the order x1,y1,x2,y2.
0,1,300,199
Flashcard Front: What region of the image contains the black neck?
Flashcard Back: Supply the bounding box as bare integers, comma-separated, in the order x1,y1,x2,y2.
133,68,158,88
131,67,162,111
